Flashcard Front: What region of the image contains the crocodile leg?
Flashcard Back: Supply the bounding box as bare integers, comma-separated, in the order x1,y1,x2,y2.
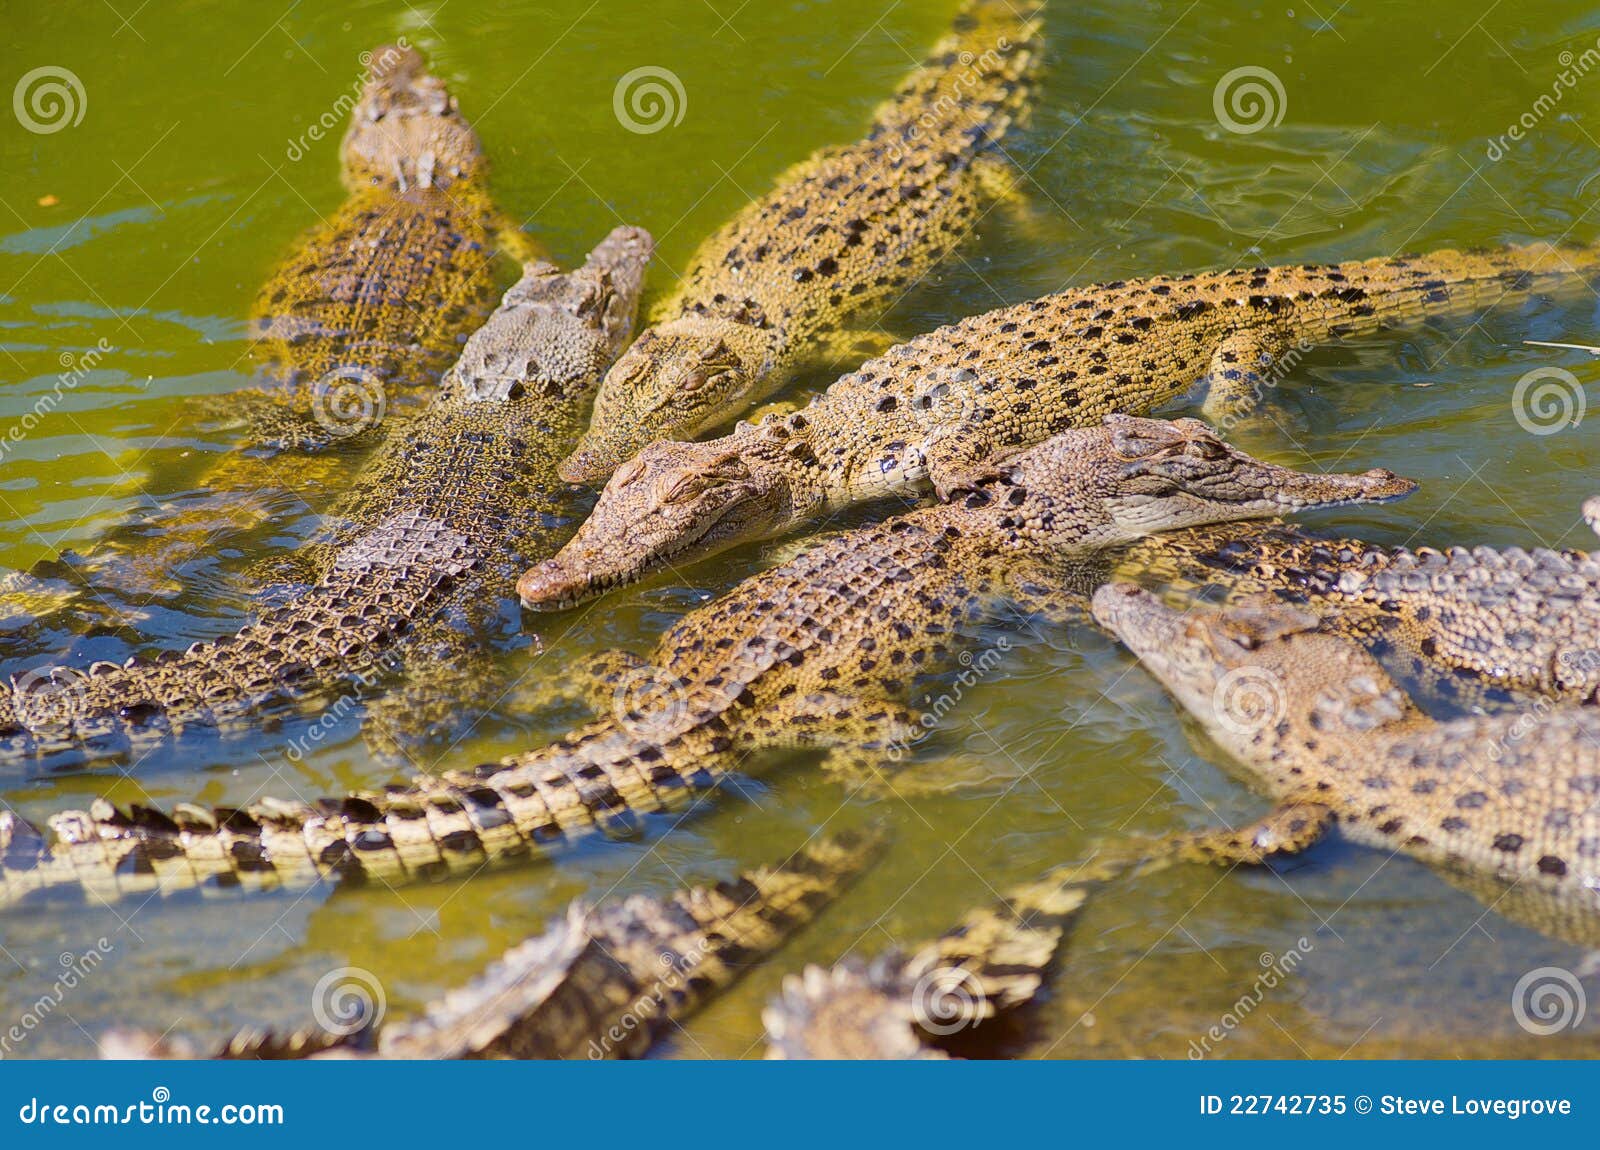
1085,795,1337,880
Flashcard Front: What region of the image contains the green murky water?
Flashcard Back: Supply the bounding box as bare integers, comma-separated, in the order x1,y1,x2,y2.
5,0,1600,1059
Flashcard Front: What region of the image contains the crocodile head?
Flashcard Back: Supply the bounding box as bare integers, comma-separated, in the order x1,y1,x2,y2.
449,227,654,403
1091,584,1419,761
521,436,796,609
1026,414,1419,547
559,316,770,483
342,43,482,193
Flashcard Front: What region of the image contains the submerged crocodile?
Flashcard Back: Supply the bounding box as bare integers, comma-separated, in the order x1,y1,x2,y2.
765,869,1087,1059
2,43,523,633
1105,509,1600,709
0,417,1411,906
0,228,651,766
104,829,881,1060
522,241,1600,610
1091,584,1600,942
559,0,1042,482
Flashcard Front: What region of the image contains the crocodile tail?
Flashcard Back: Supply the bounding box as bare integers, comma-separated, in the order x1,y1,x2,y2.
872,0,1044,148
649,826,889,1008
0,718,739,910
763,868,1089,1059
108,830,885,1061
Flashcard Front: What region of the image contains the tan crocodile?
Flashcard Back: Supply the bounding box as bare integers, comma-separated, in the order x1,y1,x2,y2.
0,228,651,767
765,869,1088,1059
1104,507,1600,711
1091,584,1600,943
559,0,1042,482
0,417,1410,906
103,829,881,1060
522,240,1600,611
3,43,523,635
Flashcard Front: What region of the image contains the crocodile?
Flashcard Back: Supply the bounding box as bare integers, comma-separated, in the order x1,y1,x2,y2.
1103,508,1600,710
0,227,651,767
558,0,1042,483
1090,584,1600,941
0,416,1412,906
103,829,881,1060
1,42,524,634
765,869,1088,1059
522,240,1600,611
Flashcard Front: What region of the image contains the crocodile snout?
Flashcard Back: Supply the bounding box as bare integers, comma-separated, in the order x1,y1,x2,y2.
1359,468,1418,501
518,558,589,611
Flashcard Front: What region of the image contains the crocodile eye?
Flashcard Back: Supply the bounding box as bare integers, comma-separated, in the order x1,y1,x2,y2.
1186,436,1228,461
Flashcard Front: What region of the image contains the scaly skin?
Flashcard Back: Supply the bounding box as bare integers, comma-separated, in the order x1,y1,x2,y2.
522,240,1600,610
103,829,882,1060
0,417,1412,906
559,0,1042,482
1,44,523,632
1091,585,1600,939
0,229,651,767
1106,511,1600,709
764,871,1087,1059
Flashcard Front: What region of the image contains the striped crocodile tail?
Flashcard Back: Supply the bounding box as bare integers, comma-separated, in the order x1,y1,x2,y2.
763,867,1089,1059
104,828,885,1061
873,0,1043,151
